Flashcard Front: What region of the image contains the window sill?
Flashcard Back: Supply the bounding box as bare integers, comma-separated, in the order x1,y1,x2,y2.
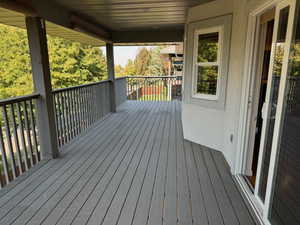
192,93,218,101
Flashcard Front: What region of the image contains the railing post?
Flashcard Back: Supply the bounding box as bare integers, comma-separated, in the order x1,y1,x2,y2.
106,43,116,113
26,17,59,159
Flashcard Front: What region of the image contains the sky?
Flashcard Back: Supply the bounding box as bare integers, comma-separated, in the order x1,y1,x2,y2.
101,46,154,67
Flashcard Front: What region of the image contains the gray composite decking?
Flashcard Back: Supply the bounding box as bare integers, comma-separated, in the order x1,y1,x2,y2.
0,101,256,225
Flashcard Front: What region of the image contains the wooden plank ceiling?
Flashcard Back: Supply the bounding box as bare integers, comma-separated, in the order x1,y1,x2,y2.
0,7,105,46
54,0,212,31
0,0,213,45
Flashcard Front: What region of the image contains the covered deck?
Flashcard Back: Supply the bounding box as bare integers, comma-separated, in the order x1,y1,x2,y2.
0,101,255,225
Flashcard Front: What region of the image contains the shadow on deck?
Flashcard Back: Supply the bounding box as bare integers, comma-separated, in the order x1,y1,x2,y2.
0,101,256,225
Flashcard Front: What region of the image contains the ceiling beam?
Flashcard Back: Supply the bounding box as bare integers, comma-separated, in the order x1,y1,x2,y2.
112,29,184,43
0,0,36,16
70,14,112,43
0,0,112,43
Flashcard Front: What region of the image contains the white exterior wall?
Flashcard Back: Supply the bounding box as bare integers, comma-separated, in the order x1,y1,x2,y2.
182,0,274,172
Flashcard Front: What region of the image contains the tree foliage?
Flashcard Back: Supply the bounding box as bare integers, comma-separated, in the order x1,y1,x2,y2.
115,47,167,77
48,38,107,88
0,24,108,99
134,47,151,75
0,24,32,99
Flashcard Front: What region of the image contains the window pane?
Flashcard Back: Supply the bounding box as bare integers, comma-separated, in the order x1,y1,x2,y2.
258,6,290,202
198,32,219,63
196,66,218,95
269,5,300,225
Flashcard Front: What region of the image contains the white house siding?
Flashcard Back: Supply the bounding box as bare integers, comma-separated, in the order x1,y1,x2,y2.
182,0,273,172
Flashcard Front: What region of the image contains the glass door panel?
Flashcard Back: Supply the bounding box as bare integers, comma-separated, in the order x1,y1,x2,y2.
269,2,300,224
257,5,290,203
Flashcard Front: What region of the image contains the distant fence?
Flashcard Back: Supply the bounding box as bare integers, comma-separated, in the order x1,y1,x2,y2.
126,76,182,101
0,93,40,187
52,80,112,148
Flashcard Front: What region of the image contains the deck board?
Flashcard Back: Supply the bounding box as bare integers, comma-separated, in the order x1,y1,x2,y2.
0,101,256,225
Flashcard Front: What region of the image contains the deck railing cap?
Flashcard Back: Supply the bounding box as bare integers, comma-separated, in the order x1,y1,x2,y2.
0,93,40,106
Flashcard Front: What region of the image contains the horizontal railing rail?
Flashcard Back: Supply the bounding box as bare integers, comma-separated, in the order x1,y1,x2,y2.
0,93,41,188
52,80,112,148
52,80,111,94
0,75,181,187
0,93,40,106
126,76,182,101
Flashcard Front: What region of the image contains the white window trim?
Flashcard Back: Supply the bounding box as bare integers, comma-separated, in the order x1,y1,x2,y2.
192,26,223,101
183,14,232,110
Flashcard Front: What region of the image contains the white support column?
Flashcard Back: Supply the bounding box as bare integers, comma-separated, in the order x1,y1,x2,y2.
26,17,59,159
106,43,116,113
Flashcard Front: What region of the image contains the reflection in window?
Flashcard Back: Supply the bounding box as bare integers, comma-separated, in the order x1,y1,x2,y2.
197,66,218,95
258,6,289,202
269,5,300,225
194,30,220,97
198,32,219,63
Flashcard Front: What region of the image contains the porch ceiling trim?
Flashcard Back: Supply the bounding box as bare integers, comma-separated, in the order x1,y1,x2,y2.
0,0,213,45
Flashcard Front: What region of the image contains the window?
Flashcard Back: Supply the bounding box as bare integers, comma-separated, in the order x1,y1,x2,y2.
193,27,222,100
183,15,231,109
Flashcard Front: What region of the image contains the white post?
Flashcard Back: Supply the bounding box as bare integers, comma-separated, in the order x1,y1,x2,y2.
106,43,116,112
26,17,59,159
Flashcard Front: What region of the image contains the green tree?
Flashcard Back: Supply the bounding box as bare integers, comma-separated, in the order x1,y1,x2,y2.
115,64,124,77
134,47,151,75
123,59,136,76
148,47,165,76
0,24,108,100
48,37,107,88
0,24,32,99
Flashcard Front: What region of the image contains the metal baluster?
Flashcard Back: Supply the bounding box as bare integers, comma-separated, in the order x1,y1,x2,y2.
68,90,74,140
126,78,129,100
54,94,60,147
88,87,91,126
71,89,77,137
93,86,97,122
60,92,67,145
57,93,64,147
64,92,70,143
2,105,17,178
29,100,39,161
85,87,89,127
10,104,23,174
0,122,10,184
96,85,101,120
79,88,84,131
73,89,79,135
66,91,72,141
88,87,92,126
70,90,74,139
16,103,29,171
144,78,146,101
82,87,87,130
78,88,83,133
23,101,34,166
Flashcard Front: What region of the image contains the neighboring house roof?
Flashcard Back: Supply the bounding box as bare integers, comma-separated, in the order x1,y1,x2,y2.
161,44,184,55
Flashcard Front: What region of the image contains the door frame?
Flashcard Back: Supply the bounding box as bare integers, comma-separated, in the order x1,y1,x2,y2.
263,0,297,224
235,0,294,224
235,0,280,177
235,2,278,224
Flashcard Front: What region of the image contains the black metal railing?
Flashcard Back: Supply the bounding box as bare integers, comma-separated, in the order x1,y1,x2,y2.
126,76,182,101
52,81,112,148
0,93,40,187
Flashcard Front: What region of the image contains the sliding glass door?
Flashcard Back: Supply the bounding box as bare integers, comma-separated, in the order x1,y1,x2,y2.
266,1,300,224
250,0,300,224
255,3,290,204
244,0,300,224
